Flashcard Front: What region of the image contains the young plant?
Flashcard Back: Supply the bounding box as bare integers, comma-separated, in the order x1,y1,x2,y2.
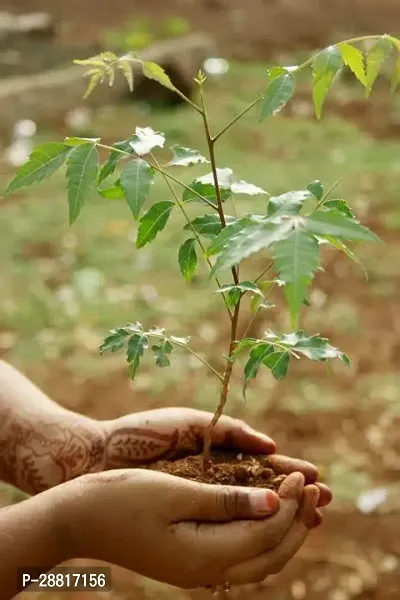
4,34,399,466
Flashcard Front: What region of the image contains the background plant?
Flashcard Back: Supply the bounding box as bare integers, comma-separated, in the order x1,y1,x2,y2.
4,34,399,464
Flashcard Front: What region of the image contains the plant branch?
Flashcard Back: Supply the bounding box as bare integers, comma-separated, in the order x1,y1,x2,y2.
213,95,264,142
172,340,224,382
314,178,342,212
150,153,233,320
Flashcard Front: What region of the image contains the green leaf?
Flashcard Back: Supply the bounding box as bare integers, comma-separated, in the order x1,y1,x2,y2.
306,180,324,201
214,281,264,308
338,43,367,86
304,209,379,242
273,229,320,327
168,146,209,167
196,168,232,189
391,56,400,92
66,142,99,224
323,199,354,218
312,45,343,118
366,36,392,92
259,73,295,121
136,201,174,248
280,331,350,364
179,238,198,282
184,214,235,239
141,61,176,91
98,140,133,184
100,328,131,353
97,180,125,199
243,343,274,395
152,339,173,367
126,333,149,379
65,137,101,146
231,181,267,196
118,59,134,91
231,338,258,360
83,71,102,99
267,190,311,217
182,180,231,205
262,350,290,380
120,159,154,219
323,235,367,279
4,143,71,195
129,127,165,156
209,218,294,275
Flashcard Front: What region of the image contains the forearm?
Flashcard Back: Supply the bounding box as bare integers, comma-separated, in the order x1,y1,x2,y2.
0,361,106,494
0,488,66,599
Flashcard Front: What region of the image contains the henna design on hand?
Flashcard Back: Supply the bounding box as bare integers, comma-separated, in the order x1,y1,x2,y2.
0,408,106,495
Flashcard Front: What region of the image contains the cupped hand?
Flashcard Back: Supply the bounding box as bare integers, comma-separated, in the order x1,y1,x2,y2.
103,408,332,507
59,468,321,589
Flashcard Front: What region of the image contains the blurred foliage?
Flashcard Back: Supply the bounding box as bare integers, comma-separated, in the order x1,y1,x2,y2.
102,16,190,52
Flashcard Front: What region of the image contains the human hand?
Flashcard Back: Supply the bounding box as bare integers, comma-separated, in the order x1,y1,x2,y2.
58,468,321,588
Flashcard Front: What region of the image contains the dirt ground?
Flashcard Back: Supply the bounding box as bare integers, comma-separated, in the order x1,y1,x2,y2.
1,1,400,599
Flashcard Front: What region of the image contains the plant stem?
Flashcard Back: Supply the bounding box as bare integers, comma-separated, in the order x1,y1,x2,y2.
150,153,233,320
97,143,218,211
313,178,342,212
213,95,263,141
172,340,224,382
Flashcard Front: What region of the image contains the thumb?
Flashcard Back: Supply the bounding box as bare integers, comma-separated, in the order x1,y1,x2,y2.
181,481,280,522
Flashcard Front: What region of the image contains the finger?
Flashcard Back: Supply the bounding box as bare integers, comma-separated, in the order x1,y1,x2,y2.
223,485,319,585
266,455,318,484
173,473,304,565
315,482,332,507
202,414,276,454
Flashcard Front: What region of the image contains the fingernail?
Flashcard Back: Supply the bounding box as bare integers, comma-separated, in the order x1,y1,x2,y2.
249,489,279,515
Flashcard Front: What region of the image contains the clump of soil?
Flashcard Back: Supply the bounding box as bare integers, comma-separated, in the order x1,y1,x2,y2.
143,450,286,490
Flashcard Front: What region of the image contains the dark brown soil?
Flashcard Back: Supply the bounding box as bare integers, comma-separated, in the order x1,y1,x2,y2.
143,451,286,490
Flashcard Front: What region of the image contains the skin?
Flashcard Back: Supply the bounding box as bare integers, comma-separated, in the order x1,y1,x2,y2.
0,360,332,597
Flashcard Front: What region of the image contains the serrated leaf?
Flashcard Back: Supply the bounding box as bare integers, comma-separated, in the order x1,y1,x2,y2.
118,59,134,91
209,218,294,275
98,140,133,184
126,333,148,379
391,57,400,92
152,339,173,367
307,180,324,201
259,73,295,121
214,281,264,307
66,142,99,224
97,180,125,199
130,127,165,156
366,36,392,92
141,61,176,91
197,168,233,189
312,45,343,118
136,201,174,248
74,52,118,67
267,190,311,217
83,71,102,98
323,199,354,218
304,209,379,242
338,43,367,86
120,159,154,219
4,143,71,195
262,350,290,380
184,214,235,239
231,180,267,195
179,238,197,282
243,343,274,395
65,137,101,146
280,331,350,364
100,328,131,353
273,229,320,327
168,146,209,167
182,180,231,206
206,217,251,256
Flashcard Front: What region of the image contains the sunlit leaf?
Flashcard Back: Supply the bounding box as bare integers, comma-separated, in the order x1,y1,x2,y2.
118,59,134,91
97,180,125,199
168,146,209,167
312,45,343,118
366,36,392,93
66,142,99,224
178,238,198,281
196,168,233,189
100,328,131,353
306,180,324,201
120,159,154,219
391,56,400,92
127,333,149,378
304,208,379,241
136,201,174,248
280,331,350,364
141,61,176,91
267,190,311,217
65,137,101,146
130,127,165,156
231,180,267,195
338,43,367,86
259,73,295,120
4,143,71,195
323,199,354,218
98,140,133,184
